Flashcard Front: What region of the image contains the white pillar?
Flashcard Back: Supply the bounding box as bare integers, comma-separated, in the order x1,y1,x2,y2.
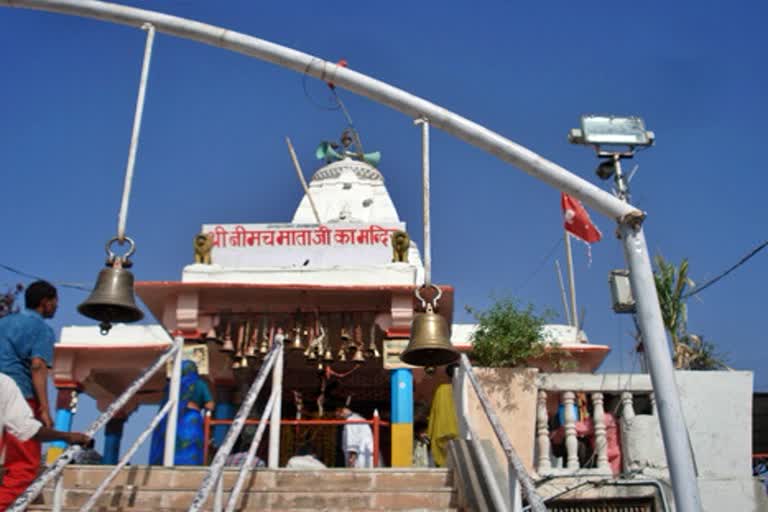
562,391,579,470
267,346,283,468
592,392,609,472
164,336,184,466
535,390,551,473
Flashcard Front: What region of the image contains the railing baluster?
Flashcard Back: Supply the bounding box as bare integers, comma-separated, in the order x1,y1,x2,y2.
536,390,551,473
621,391,639,473
563,391,579,470
592,392,609,471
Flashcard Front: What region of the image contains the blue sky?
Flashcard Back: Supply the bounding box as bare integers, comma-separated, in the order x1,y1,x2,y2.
1,1,766,459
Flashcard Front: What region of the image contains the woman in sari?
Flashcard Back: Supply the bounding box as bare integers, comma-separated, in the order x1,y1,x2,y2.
149,360,215,465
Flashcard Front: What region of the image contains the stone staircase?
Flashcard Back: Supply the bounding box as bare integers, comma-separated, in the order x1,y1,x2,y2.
27,465,462,511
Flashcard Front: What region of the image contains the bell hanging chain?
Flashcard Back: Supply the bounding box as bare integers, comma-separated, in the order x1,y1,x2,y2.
117,22,155,243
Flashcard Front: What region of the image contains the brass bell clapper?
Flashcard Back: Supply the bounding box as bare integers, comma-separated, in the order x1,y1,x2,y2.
400,285,459,367
78,237,144,335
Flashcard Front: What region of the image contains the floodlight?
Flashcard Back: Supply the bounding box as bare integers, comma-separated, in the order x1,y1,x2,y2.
569,115,654,148
609,269,635,313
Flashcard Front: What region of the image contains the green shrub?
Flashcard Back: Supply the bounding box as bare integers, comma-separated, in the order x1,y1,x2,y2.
467,297,555,368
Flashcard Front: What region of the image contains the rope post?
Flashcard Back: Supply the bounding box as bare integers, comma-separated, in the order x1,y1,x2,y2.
117,22,155,242
414,117,431,286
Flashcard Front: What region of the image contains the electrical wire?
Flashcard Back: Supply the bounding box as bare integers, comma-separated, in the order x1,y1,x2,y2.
0,263,91,292
682,239,768,299
516,236,564,291
301,58,342,112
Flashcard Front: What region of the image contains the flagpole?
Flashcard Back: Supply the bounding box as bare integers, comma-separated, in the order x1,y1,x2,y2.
554,259,572,326
564,230,578,329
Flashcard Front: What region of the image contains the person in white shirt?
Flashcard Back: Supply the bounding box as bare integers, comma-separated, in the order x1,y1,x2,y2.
0,373,89,446
286,443,326,469
336,405,373,468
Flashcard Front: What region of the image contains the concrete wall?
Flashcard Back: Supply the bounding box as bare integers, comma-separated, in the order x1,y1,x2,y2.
538,371,767,511
465,367,539,473
474,369,767,511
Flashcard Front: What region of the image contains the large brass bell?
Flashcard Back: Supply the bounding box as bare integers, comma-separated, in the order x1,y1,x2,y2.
401,286,459,367
78,238,144,334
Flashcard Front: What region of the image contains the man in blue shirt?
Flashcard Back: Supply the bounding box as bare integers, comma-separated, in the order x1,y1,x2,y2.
0,281,58,509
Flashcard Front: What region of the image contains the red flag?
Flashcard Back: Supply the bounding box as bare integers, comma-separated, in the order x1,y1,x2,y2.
561,193,602,243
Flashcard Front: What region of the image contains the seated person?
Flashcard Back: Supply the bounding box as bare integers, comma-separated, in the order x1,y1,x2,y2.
225,427,266,468
413,420,433,468
286,443,327,469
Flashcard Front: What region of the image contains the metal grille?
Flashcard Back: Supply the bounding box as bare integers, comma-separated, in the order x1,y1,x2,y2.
549,498,655,512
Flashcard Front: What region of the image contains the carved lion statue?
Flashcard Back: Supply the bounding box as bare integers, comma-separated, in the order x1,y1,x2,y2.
391,230,410,263
193,233,214,265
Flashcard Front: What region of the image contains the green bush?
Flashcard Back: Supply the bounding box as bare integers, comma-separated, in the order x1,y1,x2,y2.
467,297,555,368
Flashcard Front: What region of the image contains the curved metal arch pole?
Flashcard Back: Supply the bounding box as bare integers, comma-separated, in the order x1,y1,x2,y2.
3,0,634,222
1,2,702,510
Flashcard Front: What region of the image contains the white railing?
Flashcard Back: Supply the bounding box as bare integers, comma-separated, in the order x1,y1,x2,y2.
454,354,547,512
9,335,184,512
534,373,655,476
188,337,284,512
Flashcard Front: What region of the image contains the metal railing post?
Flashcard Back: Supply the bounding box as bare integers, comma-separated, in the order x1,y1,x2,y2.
52,473,64,512
213,475,224,512
267,342,283,468
508,460,522,511
189,342,280,512
453,361,471,439
203,410,211,464
164,335,184,466
373,409,380,467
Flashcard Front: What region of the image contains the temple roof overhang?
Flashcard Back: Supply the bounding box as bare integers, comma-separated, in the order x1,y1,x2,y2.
135,281,454,337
